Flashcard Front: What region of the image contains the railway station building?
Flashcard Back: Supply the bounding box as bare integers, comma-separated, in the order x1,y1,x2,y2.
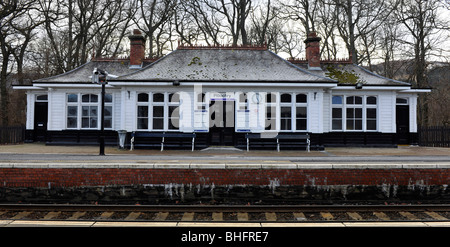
15,30,430,150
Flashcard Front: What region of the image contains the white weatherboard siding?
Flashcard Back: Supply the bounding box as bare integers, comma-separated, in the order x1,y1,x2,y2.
409,95,418,133
322,91,331,132
308,91,321,133
26,92,34,130
49,91,65,131
113,91,121,130
379,92,396,133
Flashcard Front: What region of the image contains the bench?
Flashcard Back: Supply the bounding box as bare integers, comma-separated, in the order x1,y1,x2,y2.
131,132,196,151
246,133,310,152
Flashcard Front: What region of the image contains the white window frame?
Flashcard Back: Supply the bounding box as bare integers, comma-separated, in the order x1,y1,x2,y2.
264,92,277,131
65,93,113,130
135,92,181,132
279,93,308,132
330,94,378,132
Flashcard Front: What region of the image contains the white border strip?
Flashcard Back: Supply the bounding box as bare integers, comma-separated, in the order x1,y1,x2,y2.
1,162,449,169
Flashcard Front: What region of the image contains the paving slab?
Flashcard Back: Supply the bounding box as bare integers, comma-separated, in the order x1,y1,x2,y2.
93,222,178,227
423,222,450,227
177,222,261,227
342,222,428,227
0,220,13,226
7,220,94,227
261,222,345,227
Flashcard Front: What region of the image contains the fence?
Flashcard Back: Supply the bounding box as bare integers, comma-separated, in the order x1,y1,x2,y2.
418,126,450,147
0,126,25,144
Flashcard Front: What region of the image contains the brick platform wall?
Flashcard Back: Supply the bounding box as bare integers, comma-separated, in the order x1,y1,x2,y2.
1,168,449,204
0,168,448,188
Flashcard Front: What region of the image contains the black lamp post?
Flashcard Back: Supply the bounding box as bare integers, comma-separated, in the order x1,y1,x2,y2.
92,68,108,155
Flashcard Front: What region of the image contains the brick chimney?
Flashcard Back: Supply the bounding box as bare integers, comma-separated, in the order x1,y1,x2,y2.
304,32,321,70
128,29,146,68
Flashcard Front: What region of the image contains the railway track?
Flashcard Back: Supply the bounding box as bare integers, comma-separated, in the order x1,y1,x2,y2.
1,204,450,223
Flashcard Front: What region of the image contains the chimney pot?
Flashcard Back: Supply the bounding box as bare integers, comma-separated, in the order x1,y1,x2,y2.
304,32,322,70
128,29,146,68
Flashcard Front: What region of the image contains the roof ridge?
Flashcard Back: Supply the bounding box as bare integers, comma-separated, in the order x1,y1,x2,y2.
177,43,267,51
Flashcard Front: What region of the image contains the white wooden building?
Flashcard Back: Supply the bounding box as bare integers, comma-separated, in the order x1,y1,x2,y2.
14,31,430,150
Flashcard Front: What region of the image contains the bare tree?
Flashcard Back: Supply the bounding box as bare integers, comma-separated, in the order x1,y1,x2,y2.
1,0,41,126
248,0,279,46
205,0,252,46
279,0,320,34
177,0,224,46
133,0,177,57
394,0,448,126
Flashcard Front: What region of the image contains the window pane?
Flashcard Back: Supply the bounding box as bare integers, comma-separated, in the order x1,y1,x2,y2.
153,106,164,117
68,106,77,116
91,94,98,103
82,94,89,102
90,118,97,128
104,119,112,129
266,93,275,103
153,118,164,129
281,94,291,103
280,107,291,117
138,106,148,117
346,120,354,130
332,96,342,104
266,106,274,118
355,96,362,104
296,107,307,118
169,93,180,103
105,94,112,103
332,120,342,130
68,94,78,102
169,106,179,117
367,108,376,118
355,108,362,118
169,118,179,130
367,96,377,105
153,93,164,102
296,94,307,103
332,108,342,118
296,119,307,130
367,120,376,130
138,118,148,129
67,117,77,128
355,120,362,130
138,93,149,102
82,118,89,128
104,106,112,117
346,96,354,104
396,98,408,104
347,108,354,118
37,95,48,101
90,106,98,117
280,119,291,130
82,106,89,116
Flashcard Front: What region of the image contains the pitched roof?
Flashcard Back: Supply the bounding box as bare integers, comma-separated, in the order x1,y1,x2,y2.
113,47,335,83
33,59,155,84
291,60,411,86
